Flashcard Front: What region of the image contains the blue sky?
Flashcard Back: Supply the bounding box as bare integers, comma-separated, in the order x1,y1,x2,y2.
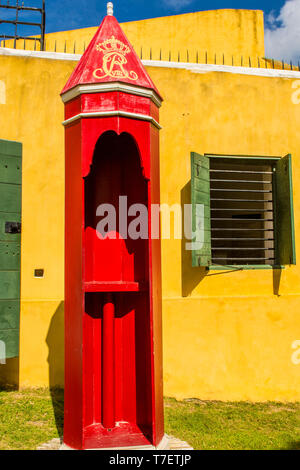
45,0,286,30
1,0,300,60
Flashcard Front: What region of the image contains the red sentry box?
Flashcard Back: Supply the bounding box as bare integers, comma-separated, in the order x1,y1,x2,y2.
61,12,164,450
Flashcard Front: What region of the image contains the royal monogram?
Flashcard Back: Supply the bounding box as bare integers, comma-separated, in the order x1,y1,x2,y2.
93,36,138,81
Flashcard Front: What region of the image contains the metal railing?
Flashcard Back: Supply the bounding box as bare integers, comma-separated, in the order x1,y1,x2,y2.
0,0,45,50
0,33,299,71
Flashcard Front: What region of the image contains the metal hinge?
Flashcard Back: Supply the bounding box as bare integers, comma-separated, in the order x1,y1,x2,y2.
5,222,21,234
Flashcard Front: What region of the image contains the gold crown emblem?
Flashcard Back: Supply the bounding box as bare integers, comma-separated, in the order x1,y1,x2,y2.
96,36,131,55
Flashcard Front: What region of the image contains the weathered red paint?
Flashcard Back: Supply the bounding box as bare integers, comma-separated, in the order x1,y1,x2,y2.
61,15,161,98
102,293,115,430
62,12,164,450
64,93,157,122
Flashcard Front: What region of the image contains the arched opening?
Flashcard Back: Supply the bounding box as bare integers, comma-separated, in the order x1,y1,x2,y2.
83,131,152,446
84,131,148,285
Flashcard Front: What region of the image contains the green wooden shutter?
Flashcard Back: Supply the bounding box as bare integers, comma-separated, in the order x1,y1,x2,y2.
0,139,22,360
191,152,211,267
274,154,296,265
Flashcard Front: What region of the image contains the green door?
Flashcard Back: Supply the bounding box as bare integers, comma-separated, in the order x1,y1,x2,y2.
0,139,22,362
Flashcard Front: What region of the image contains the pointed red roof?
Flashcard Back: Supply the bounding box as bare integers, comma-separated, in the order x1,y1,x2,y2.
61,14,161,99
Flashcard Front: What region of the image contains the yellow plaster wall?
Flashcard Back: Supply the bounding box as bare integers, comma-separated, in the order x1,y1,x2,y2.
149,65,300,400
0,55,76,387
163,296,300,401
10,9,265,64
121,9,265,63
1,22,300,400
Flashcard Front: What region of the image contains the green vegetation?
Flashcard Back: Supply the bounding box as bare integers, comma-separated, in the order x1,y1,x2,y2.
0,387,63,450
0,388,299,450
165,397,300,450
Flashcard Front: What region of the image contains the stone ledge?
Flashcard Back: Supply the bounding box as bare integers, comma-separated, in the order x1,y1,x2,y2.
37,435,193,451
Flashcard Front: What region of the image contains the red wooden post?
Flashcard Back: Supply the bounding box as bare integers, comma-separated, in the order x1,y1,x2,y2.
61,4,165,450
102,293,115,430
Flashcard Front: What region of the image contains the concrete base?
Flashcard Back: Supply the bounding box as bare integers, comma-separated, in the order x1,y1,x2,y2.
60,434,170,451
37,435,193,451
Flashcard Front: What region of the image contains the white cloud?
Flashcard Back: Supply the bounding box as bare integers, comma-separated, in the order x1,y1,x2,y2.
162,0,194,11
265,0,300,62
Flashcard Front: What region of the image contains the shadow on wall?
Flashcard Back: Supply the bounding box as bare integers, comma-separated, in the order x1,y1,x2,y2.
273,268,282,296
46,301,65,438
0,357,19,390
181,181,207,297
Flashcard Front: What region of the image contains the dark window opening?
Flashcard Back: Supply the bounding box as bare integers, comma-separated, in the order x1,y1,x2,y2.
210,158,275,266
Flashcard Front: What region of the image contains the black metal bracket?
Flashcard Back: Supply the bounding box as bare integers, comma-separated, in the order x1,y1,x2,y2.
0,0,45,50
5,221,21,234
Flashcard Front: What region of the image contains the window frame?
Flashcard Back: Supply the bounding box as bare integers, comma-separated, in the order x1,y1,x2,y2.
193,153,295,270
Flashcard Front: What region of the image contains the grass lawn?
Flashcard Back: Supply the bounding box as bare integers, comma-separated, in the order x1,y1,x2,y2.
0,388,300,450
165,398,300,450
0,388,63,451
